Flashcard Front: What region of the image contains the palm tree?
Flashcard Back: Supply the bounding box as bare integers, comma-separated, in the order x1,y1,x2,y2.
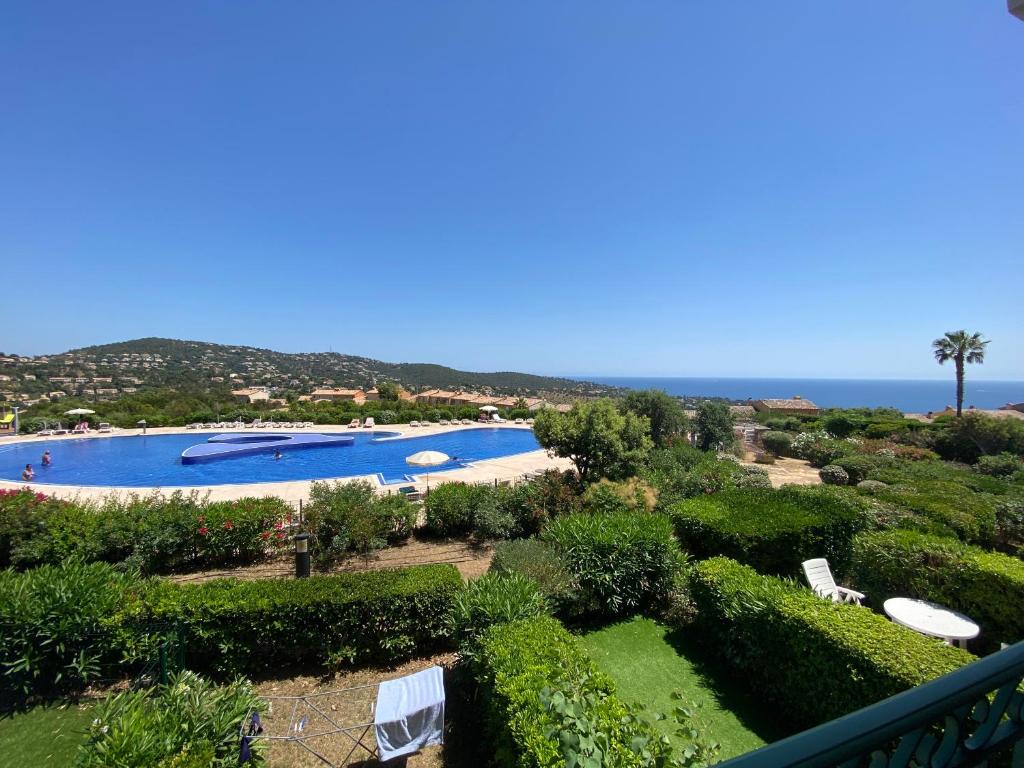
932,330,989,416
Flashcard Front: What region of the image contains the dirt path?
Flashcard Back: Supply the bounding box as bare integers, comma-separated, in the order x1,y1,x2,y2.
251,653,457,768
740,456,821,487
167,537,494,584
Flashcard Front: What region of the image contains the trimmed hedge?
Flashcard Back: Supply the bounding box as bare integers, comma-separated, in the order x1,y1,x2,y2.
670,486,867,576
471,615,673,768
687,557,970,728
849,530,1024,646
145,564,463,674
542,511,681,617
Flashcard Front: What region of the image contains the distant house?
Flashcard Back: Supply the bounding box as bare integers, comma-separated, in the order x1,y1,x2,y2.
49,390,67,399
364,388,379,401
232,387,270,404
750,396,820,416
729,405,756,419
311,388,366,403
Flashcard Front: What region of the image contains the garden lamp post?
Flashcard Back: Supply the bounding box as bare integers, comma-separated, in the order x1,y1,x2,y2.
138,419,147,435
294,533,310,578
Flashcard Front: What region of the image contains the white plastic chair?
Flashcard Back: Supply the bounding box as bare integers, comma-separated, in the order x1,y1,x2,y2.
802,558,865,605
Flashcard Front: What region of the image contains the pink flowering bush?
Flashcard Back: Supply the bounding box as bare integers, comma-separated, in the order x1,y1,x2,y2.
0,489,293,574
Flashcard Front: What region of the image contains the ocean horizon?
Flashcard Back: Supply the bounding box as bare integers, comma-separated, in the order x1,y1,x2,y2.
580,377,1024,413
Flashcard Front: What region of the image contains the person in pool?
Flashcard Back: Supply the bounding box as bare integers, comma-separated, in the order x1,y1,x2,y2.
22,464,34,481
42,450,52,467
274,450,283,460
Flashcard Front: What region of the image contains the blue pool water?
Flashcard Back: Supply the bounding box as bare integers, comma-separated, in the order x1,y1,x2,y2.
0,428,542,487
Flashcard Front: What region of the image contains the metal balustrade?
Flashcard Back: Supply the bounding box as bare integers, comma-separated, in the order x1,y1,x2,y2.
717,641,1024,768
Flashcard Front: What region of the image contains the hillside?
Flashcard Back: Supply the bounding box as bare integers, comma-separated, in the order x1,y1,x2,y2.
0,338,611,403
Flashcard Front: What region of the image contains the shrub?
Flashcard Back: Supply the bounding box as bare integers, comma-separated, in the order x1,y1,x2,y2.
0,488,60,569
76,671,262,768
144,564,462,675
760,431,792,457
929,412,1024,463
687,557,970,728
472,492,518,540
472,483,546,540
643,448,745,504
823,412,860,438
581,477,657,515
542,512,681,617
735,465,772,489
891,445,940,462
671,486,867,576
849,530,1024,646
304,480,414,562
834,454,894,484
525,469,583,523
976,452,1023,478
791,431,857,467
0,560,151,706
490,539,576,615
424,482,492,536
471,616,683,768
451,573,549,657
819,464,849,485
857,479,888,493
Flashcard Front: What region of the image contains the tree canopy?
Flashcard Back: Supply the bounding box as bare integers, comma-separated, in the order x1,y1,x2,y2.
532,399,652,482
621,389,689,447
694,401,736,452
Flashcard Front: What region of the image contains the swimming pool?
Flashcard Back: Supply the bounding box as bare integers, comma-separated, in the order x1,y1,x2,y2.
0,428,542,487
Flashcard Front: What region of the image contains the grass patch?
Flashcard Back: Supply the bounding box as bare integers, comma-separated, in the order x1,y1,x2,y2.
580,616,789,759
0,701,95,767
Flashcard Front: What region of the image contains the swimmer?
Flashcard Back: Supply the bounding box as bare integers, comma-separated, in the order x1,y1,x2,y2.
42,450,52,466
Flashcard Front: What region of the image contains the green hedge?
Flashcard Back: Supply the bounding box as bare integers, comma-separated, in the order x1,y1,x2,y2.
849,530,1024,646
687,557,970,728
145,564,463,675
670,486,867,576
471,615,673,768
542,511,681,617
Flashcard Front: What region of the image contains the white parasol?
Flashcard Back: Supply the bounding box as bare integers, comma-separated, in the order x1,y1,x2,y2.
406,450,450,466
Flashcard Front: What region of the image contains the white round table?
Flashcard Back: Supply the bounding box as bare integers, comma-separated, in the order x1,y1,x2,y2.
883,597,979,648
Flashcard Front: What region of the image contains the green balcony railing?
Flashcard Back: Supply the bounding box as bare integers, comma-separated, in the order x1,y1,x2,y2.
717,641,1024,768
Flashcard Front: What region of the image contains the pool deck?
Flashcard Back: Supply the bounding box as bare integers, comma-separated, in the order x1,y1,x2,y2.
0,422,572,503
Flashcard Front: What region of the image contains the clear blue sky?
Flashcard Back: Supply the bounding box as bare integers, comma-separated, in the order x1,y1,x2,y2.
2,2,1021,379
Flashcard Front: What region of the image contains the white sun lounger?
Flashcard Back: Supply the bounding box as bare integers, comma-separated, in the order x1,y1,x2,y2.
802,558,865,605
364,417,375,428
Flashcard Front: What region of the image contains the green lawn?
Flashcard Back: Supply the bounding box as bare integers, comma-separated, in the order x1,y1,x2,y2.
581,617,789,760
0,702,96,767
